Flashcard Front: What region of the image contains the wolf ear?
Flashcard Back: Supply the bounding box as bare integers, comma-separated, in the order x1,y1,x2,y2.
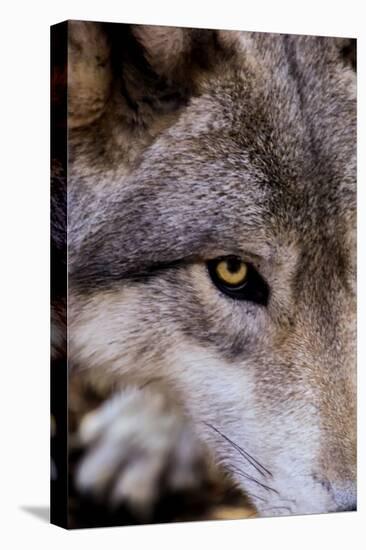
131,25,192,80
116,25,217,117
68,21,112,128
333,37,356,71
67,23,217,127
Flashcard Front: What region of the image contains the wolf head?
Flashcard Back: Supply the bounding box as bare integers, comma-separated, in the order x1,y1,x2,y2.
67,23,356,516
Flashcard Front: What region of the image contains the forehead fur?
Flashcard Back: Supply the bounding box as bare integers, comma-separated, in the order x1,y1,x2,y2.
68,31,356,290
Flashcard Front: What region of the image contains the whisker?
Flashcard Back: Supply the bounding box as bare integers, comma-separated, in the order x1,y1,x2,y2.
139,377,163,389
240,490,267,504
230,464,279,496
204,421,273,479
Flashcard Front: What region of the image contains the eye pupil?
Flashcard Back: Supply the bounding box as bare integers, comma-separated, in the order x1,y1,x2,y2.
226,257,241,273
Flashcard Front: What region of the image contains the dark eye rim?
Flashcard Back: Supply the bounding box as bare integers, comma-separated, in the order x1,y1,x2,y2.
206,255,270,306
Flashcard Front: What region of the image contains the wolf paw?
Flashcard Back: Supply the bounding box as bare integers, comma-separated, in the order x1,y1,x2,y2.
74,386,206,516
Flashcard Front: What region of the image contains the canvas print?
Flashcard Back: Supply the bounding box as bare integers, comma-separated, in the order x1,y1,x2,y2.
51,20,357,528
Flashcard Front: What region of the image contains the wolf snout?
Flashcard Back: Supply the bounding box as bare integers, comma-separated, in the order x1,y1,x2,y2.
331,481,357,512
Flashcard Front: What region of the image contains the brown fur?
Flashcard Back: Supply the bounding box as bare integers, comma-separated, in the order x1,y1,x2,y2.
58,22,356,518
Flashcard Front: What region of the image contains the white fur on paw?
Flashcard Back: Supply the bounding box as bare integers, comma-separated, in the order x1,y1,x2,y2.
75,386,205,514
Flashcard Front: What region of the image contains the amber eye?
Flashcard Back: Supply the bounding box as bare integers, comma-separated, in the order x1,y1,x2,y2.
215,257,248,287
207,255,269,305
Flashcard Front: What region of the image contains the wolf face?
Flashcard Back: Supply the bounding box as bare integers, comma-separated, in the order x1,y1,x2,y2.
66,23,356,516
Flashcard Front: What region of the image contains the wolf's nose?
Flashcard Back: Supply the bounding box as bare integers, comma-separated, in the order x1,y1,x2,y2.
332,481,357,512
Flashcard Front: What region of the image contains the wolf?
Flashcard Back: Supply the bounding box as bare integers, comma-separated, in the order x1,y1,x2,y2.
63,21,356,518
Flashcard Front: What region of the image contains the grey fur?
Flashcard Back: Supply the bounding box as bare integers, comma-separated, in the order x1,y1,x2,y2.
66,23,356,517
